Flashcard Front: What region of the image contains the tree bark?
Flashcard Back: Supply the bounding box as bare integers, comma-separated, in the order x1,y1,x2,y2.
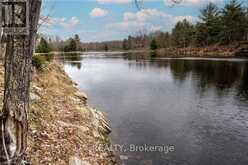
0,44,6,60
0,0,41,164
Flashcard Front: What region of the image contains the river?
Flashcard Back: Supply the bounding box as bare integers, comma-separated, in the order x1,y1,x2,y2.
62,52,248,165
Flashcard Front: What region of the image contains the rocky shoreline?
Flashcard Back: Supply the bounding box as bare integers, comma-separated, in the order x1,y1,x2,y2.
0,62,115,164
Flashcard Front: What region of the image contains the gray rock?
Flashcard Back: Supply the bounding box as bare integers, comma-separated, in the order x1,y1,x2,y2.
32,85,43,93
120,155,128,160
75,91,88,100
30,92,40,101
69,157,91,165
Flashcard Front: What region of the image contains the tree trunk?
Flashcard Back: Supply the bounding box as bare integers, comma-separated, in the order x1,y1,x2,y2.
0,0,41,164
0,44,6,60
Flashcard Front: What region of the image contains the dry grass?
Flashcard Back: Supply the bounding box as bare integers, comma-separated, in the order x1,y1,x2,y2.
0,63,115,165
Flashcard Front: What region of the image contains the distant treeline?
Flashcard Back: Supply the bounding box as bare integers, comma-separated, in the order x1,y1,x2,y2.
36,34,83,53
35,34,123,52
36,0,248,53
122,0,248,50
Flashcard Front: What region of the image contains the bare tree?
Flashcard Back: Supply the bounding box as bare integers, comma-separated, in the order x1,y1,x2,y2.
0,0,42,164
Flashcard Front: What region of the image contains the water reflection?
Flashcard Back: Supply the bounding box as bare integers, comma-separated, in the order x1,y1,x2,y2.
238,64,248,99
64,61,82,70
63,53,248,165
58,53,83,70
127,59,248,100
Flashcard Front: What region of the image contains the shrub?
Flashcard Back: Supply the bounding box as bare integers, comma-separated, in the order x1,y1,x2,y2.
36,37,52,53
32,55,46,70
44,53,54,62
64,38,77,52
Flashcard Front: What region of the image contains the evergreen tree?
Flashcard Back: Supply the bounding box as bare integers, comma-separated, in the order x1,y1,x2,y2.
196,2,223,46
104,44,109,51
74,34,82,51
36,37,52,53
122,39,129,50
221,0,247,43
127,36,133,49
150,39,158,50
165,32,172,47
64,38,77,52
172,19,195,47
158,32,171,48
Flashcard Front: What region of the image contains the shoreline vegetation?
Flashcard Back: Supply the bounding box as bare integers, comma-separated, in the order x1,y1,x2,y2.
125,44,247,58
34,43,247,59
0,60,116,164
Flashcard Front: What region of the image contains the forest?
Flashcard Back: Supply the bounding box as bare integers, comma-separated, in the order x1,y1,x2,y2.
121,0,248,50
36,0,248,53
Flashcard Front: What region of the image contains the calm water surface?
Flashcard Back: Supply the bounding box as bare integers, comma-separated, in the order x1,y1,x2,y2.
63,53,248,165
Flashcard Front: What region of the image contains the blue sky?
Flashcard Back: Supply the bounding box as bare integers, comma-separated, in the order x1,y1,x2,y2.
39,0,244,42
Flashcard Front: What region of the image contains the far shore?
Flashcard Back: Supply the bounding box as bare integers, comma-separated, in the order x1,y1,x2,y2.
34,45,248,58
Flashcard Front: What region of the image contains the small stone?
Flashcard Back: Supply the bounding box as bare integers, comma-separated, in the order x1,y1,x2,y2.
33,85,43,92
75,91,88,101
30,92,41,101
69,157,91,165
120,155,128,160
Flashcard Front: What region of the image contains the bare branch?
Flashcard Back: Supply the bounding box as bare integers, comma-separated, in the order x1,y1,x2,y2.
38,1,56,29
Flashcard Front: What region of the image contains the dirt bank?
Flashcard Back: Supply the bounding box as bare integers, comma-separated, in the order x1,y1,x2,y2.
0,62,116,165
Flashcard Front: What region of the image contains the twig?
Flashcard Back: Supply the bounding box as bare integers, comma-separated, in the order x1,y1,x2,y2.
38,1,56,30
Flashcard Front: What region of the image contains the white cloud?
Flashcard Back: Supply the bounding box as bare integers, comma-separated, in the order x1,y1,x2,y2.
150,25,163,32
124,9,170,22
96,0,132,4
174,15,196,23
64,17,80,29
106,9,196,33
40,16,80,29
90,8,108,17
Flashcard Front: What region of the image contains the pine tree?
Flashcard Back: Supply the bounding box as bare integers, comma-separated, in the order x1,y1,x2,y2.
221,0,247,43
122,39,129,50
74,34,81,51
150,39,158,50
64,38,77,52
196,2,222,46
36,37,51,53
104,44,109,51
172,19,195,47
